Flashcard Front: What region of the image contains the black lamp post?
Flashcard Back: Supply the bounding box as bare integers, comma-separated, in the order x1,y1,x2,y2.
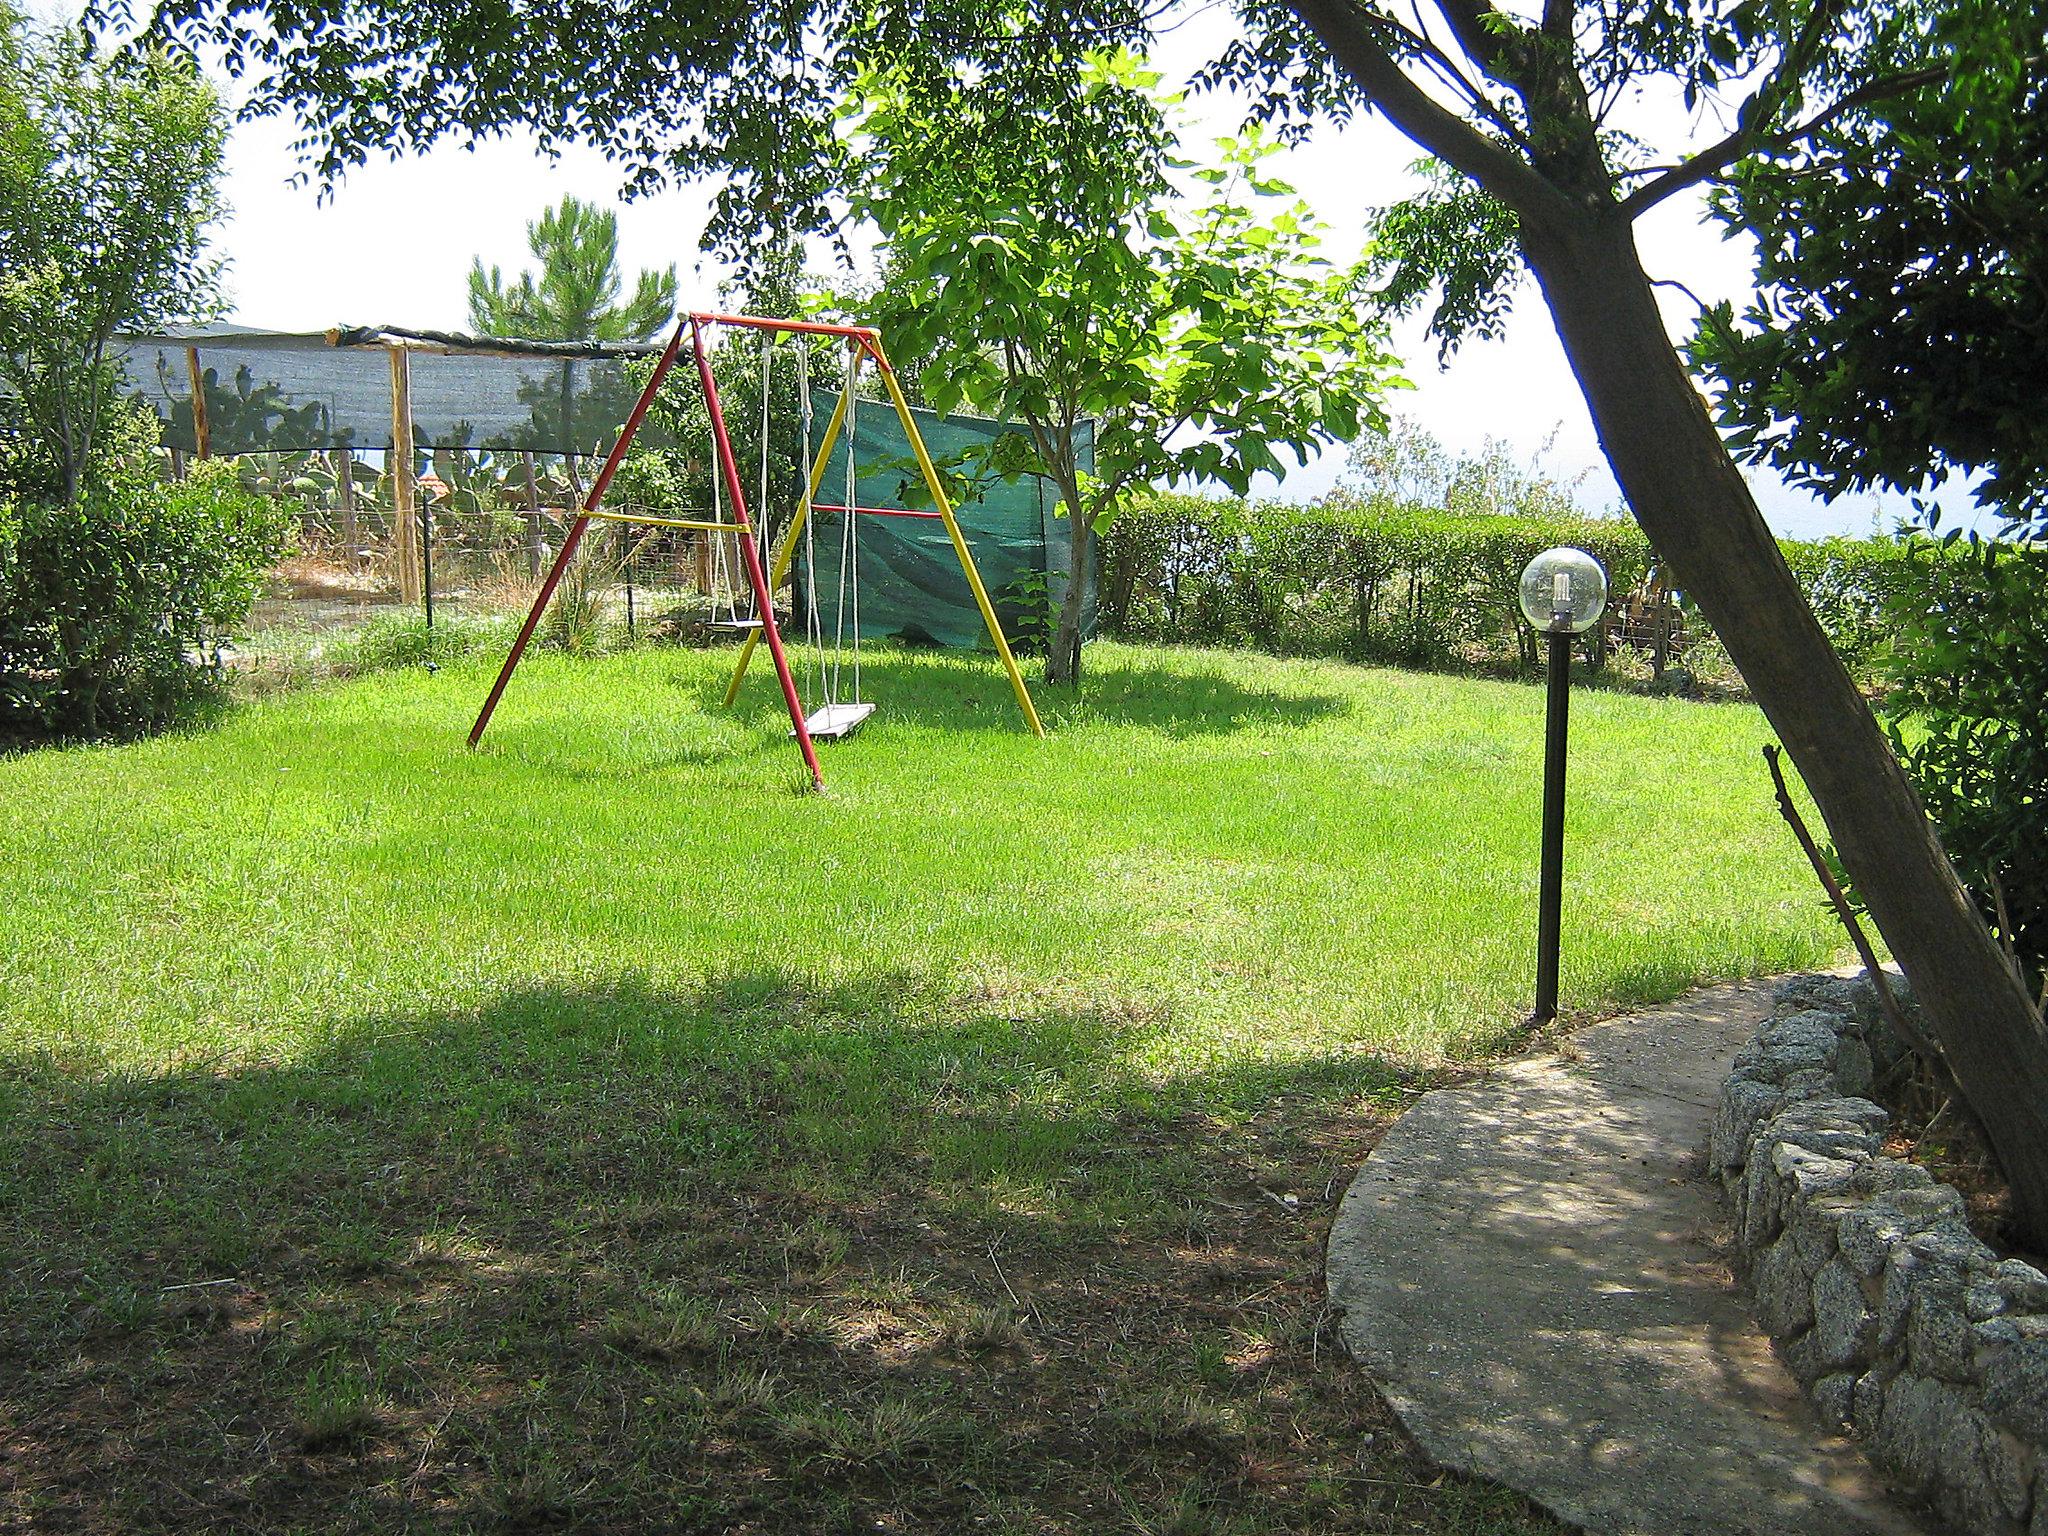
1519,547,1609,1024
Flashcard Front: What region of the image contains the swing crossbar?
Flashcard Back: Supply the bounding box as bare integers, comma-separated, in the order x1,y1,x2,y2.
690,311,880,344
584,509,743,534
811,501,944,521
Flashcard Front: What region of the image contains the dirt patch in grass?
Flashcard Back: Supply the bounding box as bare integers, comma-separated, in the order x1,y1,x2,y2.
0,985,1562,1535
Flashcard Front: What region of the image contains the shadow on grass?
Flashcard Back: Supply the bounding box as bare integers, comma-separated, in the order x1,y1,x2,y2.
697,644,1353,743
0,969,1559,1536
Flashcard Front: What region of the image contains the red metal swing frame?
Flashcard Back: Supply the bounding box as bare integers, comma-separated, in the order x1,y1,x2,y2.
466,312,893,789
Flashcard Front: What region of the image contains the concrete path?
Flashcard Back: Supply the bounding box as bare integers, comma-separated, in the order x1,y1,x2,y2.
1328,979,1940,1536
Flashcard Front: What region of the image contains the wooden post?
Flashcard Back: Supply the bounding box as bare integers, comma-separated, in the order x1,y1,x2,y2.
336,447,358,549
389,345,420,604
185,346,211,459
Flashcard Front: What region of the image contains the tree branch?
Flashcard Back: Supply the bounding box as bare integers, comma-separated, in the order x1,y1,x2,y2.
1620,26,1945,219
1286,0,1574,234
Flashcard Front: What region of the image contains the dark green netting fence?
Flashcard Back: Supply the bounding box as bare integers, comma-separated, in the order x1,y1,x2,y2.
798,405,1096,651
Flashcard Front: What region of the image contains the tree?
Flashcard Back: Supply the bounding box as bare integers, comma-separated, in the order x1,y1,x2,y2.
136,0,2048,1244
1688,0,2048,539
467,194,678,343
0,5,226,503
853,51,1396,683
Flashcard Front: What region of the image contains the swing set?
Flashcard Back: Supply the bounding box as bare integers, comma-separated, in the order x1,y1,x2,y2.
467,312,1045,789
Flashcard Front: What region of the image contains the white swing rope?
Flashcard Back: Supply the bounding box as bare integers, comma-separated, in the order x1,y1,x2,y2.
708,401,736,622
799,344,830,709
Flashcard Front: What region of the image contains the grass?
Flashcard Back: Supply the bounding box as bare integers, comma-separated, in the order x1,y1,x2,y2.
0,640,1843,1532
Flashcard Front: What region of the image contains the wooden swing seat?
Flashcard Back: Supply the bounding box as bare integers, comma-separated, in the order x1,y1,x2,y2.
795,701,876,741
708,617,765,631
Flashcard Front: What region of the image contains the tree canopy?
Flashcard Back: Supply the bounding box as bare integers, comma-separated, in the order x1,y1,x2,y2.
852,49,1395,681
1690,0,2048,538
1,3,227,503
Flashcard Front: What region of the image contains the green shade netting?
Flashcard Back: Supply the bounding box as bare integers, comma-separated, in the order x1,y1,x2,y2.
797,402,1096,652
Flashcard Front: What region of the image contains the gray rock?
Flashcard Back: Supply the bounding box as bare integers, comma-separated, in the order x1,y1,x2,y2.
1784,1327,1825,1385
1834,1036,1876,1098
1792,1207,1844,1273
1850,1158,1936,1198
1883,1247,1970,1352
1814,1371,1856,1429
1770,1140,1862,1202
1713,1076,1787,1175
1783,1066,1838,1098
1872,1372,1967,1489
1908,1226,1997,1273
1853,1367,1892,1431
1984,1341,2048,1443
1968,1281,2013,1324
1742,1154,1789,1248
1908,1293,1983,1383
1772,974,1838,1013
1814,1256,1879,1369
1767,1009,1849,1053
1978,1420,2036,1523
1996,1259,2048,1313
1839,1187,1970,1279
1757,1236,1821,1340
1771,1096,1889,1161
1978,1317,2027,1351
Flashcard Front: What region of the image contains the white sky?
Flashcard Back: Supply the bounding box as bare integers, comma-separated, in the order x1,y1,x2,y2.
93,2,1969,538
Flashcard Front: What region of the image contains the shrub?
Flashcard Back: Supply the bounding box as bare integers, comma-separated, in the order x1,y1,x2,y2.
1880,539,2048,997
1100,488,1922,685
1101,490,1653,672
0,414,295,741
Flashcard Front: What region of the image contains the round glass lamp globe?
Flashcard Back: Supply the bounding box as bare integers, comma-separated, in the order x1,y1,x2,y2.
1519,546,1609,633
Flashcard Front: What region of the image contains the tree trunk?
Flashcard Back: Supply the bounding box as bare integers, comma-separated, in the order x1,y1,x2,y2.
1521,207,2048,1242
1046,505,1094,686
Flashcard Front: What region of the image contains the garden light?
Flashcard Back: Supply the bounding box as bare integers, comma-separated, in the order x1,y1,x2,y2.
1518,545,1609,635
1521,547,1610,1024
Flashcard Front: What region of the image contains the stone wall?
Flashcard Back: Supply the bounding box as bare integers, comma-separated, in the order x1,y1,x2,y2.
1711,972,2048,1534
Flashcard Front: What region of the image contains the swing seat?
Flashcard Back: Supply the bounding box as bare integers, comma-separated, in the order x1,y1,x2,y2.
796,701,876,740
708,616,765,631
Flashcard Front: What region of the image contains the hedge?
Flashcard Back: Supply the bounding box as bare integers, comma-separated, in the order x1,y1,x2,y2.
1099,489,1927,683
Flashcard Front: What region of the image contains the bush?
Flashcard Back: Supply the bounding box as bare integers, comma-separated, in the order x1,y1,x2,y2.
1880,540,2048,996
0,415,295,741
1100,488,1922,684
1101,490,1654,672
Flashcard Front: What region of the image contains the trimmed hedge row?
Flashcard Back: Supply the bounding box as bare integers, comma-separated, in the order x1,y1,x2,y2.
1099,490,1925,681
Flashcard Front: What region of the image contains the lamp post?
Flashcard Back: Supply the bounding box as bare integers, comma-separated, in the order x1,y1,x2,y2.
1519,547,1609,1024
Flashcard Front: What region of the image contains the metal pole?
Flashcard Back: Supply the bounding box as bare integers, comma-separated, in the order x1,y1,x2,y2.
1533,625,1572,1023
469,317,691,748
691,316,825,790
421,485,434,630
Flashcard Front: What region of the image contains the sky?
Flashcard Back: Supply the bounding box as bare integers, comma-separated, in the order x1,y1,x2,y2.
101,3,1965,539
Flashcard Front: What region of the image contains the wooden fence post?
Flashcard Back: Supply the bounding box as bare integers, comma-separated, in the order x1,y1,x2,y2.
389,345,421,604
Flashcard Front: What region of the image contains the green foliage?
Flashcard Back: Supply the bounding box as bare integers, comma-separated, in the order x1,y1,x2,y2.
1102,490,1652,672
1101,487,1920,684
0,406,296,741
1368,160,1523,358
467,195,678,343
851,49,1397,677
0,9,226,503
1693,0,2048,538
1880,542,2048,995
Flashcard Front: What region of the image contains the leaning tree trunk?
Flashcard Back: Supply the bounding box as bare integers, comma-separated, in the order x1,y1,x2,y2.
1522,206,2048,1243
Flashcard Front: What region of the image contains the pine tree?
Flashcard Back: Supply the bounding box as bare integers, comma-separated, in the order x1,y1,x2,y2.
466,195,677,343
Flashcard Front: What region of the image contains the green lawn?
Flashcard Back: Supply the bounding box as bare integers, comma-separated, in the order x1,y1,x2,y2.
0,641,1840,1533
